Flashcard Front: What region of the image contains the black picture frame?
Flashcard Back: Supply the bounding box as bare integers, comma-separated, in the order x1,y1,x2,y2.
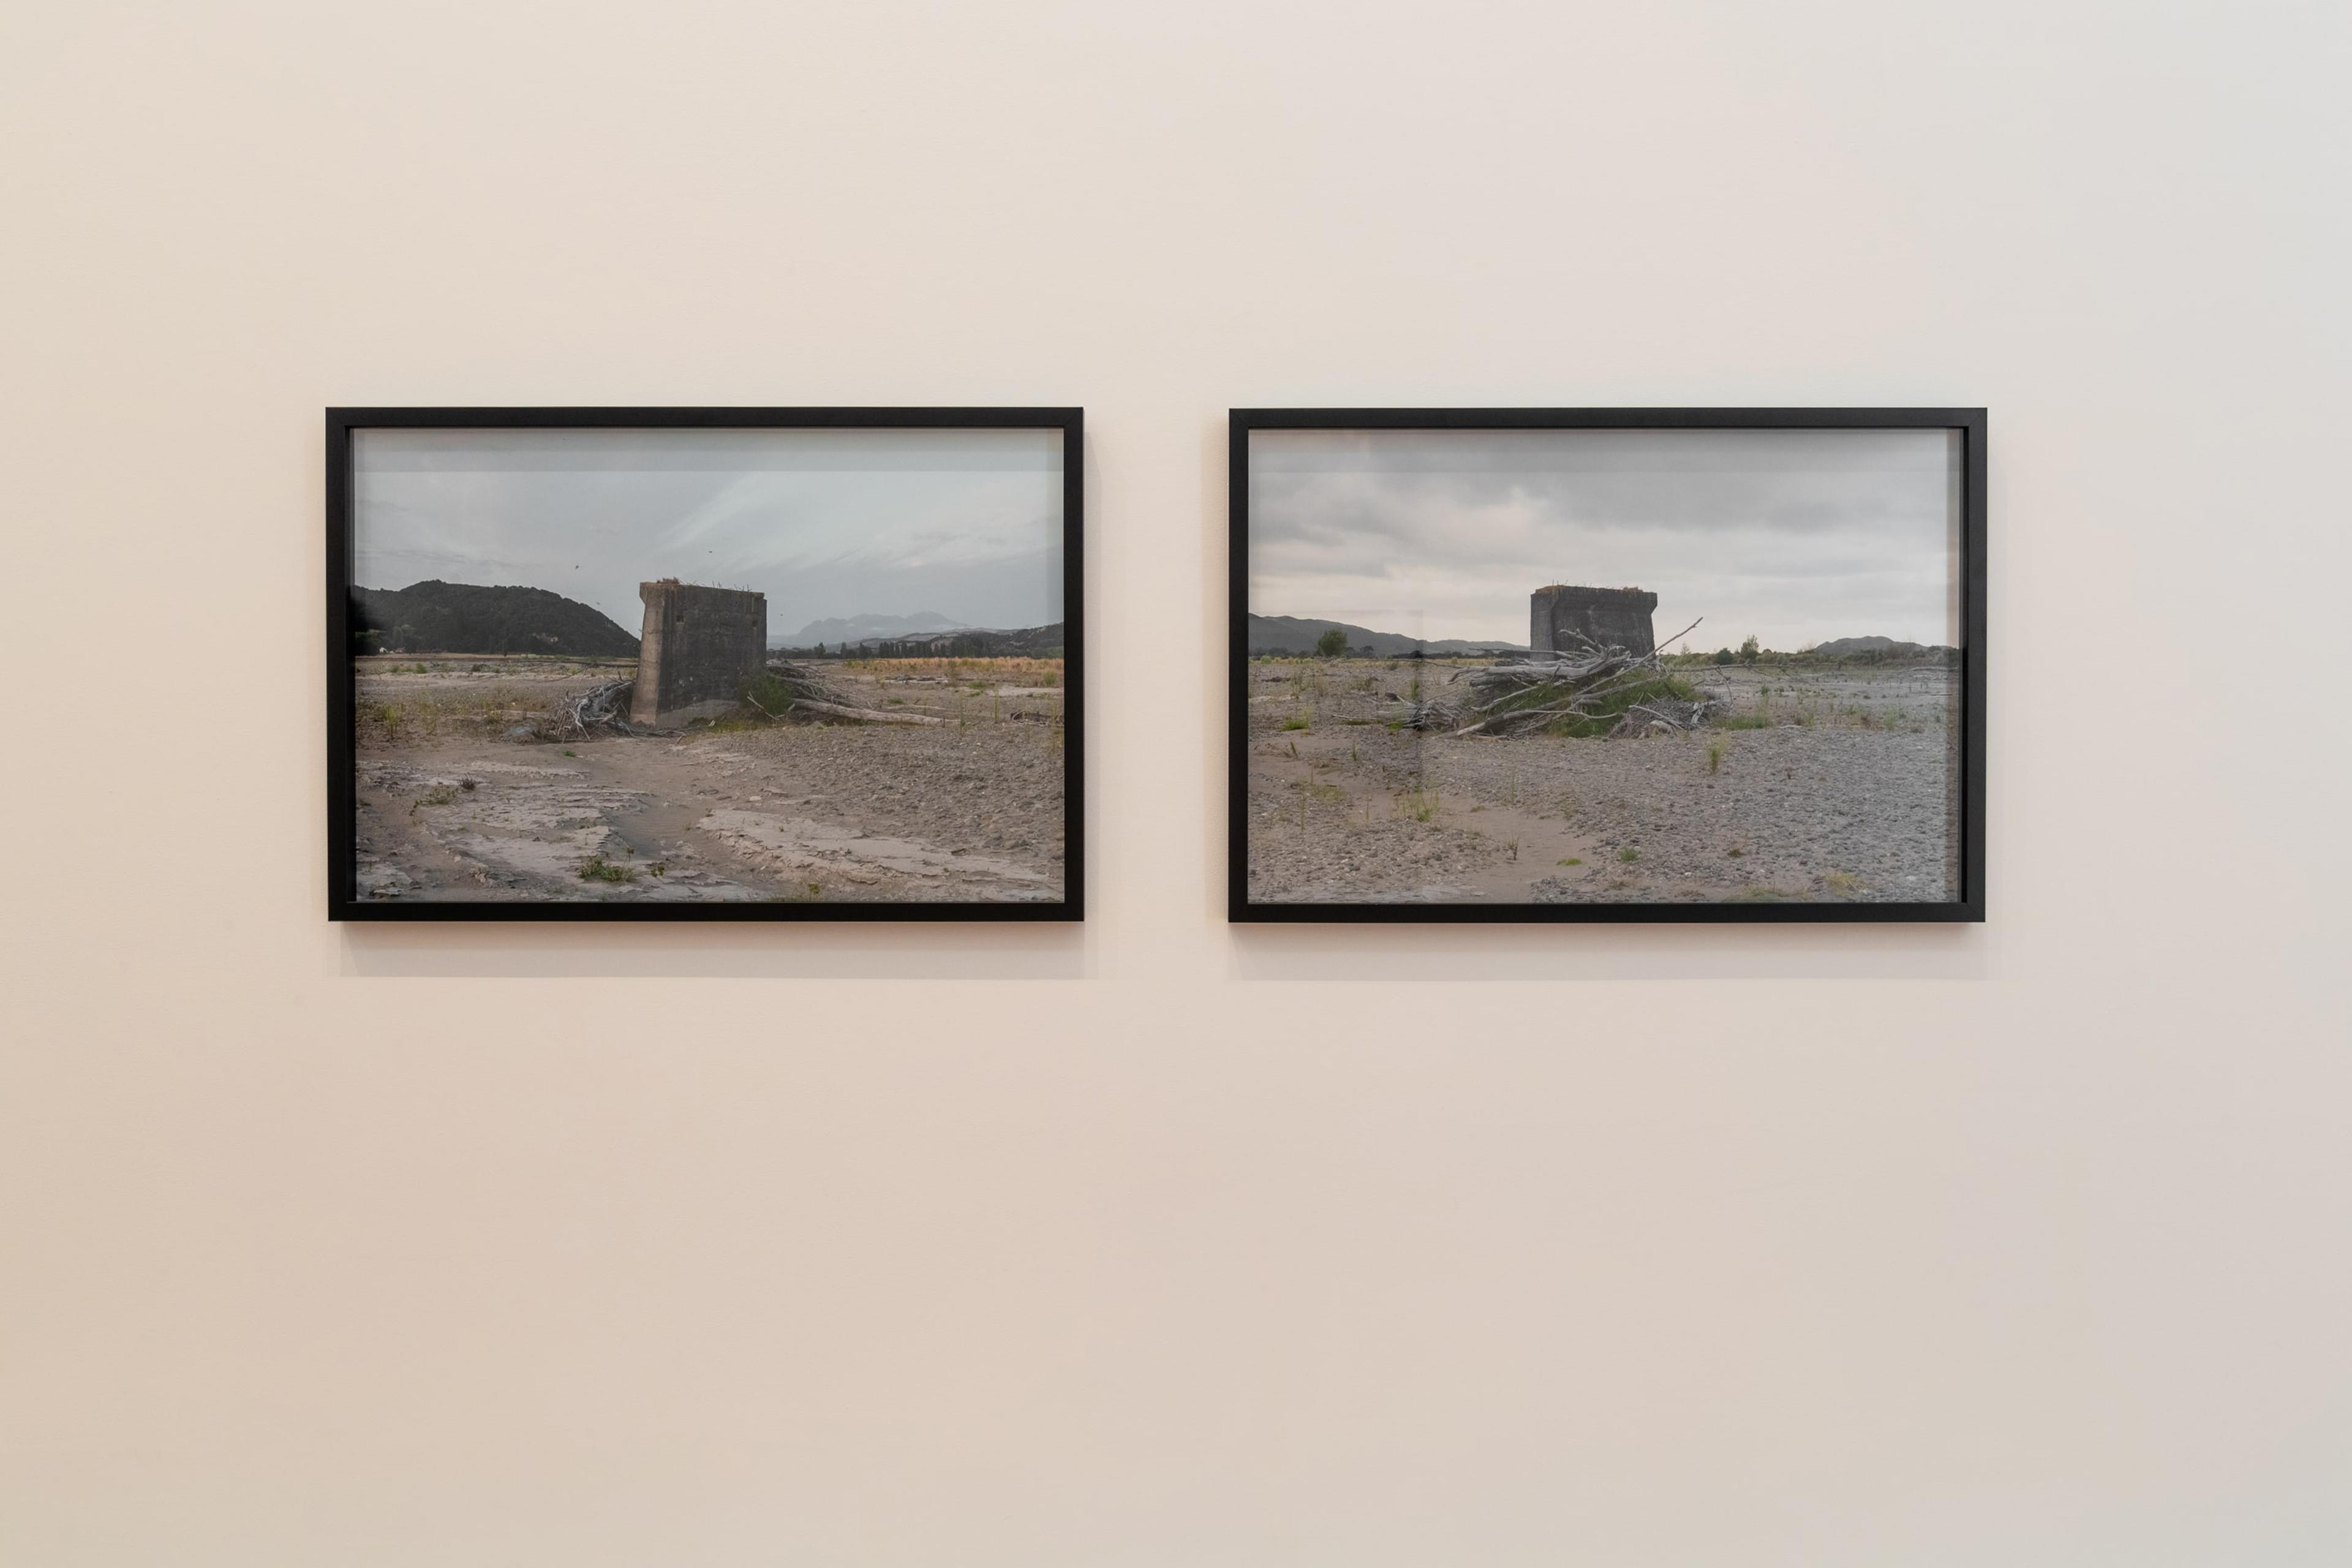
1227,407,1987,924
328,406,1085,922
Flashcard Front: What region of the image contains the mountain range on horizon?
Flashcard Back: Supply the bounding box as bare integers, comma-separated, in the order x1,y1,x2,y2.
1807,635,1954,657
774,611,978,646
1251,616,1953,658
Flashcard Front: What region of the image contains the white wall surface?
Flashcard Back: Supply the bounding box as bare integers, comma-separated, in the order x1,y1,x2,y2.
4,3,2348,1564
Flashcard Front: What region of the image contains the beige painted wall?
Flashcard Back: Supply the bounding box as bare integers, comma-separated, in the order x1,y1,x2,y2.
4,3,2348,1563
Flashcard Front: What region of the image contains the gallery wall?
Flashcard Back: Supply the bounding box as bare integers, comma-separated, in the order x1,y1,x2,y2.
3,2,2347,1563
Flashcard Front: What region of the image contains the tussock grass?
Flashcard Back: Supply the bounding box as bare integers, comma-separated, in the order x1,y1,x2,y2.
841,655,1064,685
361,687,563,744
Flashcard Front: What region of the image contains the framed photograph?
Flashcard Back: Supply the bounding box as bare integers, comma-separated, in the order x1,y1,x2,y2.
328,407,1082,921
1229,408,1985,922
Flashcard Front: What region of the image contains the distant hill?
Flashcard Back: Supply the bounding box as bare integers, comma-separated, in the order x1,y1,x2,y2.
779,611,969,646
1247,614,1526,657
782,622,1065,657
1809,635,1956,660
352,581,641,657
864,622,1062,657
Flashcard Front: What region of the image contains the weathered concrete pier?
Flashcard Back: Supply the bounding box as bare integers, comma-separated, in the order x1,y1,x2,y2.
1529,584,1657,658
630,579,767,727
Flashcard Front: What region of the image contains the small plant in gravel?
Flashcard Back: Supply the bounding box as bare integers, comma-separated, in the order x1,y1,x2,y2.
577,854,635,884
1618,847,1640,863
1726,846,1746,859
1281,714,1311,732
1823,870,1860,895
1557,857,1583,867
1707,741,1725,773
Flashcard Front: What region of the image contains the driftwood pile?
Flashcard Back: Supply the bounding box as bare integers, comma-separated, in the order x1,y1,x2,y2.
1447,619,1716,739
745,660,944,727
570,678,638,736
568,660,948,735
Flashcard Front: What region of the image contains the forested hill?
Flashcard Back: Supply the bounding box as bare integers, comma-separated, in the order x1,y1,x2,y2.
352,581,641,657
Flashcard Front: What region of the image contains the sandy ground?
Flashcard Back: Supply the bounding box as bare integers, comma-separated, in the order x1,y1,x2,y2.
353,656,1066,904
1243,657,1961,906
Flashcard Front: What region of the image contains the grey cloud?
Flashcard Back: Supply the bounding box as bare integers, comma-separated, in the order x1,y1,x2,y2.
1249,428,1960,650
354,428,1065,636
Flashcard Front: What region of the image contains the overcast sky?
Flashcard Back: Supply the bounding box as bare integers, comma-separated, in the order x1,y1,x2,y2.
1250,428,1962,650
354,428,1064,638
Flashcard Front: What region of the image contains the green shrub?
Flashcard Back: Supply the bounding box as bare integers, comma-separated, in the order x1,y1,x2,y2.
741,671,801,720
1476,672,1705,739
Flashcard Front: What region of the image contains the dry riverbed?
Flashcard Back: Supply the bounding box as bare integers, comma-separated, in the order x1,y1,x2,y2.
1244,657,1959,906
353,655,1066,904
